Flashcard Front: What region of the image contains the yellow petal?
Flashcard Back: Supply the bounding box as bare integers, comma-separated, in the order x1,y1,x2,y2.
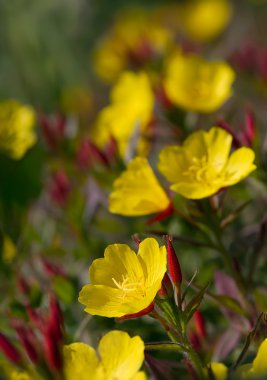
78,284,130,318
170,182,219,199
158,146,190,184
63,343,103,380
131,372,147,380
138,238,167,288
182,0,232,42
210,362,228,380
251,338,267,375
222,147,256,185
89,244,142,287
164,54,235,113
204,127,232,169
109,157,170,216
98,331,145,380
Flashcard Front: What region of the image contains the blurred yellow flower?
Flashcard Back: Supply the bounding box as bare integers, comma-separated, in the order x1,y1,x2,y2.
93,8,172,82
158,127,256,199
92,71,154,158
164,54,235,113
64,331,146,380
182,0,232,42
79,238,166,318
0,100,36,160
109,157,170,216
209,363,227,380
2,236,16,264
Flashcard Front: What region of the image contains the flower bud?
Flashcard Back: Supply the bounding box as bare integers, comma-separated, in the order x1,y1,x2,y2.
194,309,206,339
165,236,182,286
158,273,173,299
43,324,63,372
14,324,39,364
0,333,21,364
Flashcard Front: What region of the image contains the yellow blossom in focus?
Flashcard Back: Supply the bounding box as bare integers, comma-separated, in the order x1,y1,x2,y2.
182,0,232,42
158,127,256,199
92,71,154,158
209,363,228,380
64,330,146,380
0,100,36,160
79,238,167,318
109,157,170,216
164,54,235,113
93,8,172,82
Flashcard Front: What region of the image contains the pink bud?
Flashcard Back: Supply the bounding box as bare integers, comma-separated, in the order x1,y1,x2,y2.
0,333,21,364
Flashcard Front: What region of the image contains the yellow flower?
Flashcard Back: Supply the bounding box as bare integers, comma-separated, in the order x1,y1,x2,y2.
93,8,172,82
92,71,154,158
79,238,167,318
182,0,232,42
209,363,228,380
64,331,146,380
158,127,256,199
164,54,235,113
109,157,170,216
0,100,36,159
238,339,267,378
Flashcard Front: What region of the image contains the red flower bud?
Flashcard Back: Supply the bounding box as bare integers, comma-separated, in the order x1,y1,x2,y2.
14,325,39,364
0,333,21,364
47,295,64,341
76,139,110,169
49,170,71,205
116,302,154,322
158,272,173,299
43,324,63,372
165,236,182,286
194,310,206,339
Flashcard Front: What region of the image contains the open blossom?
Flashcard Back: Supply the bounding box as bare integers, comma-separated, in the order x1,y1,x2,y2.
0,100,36,159
164,54,235,113
64,331,146,380
79,238,167,318
158,127,256,199
92,71,154,158
181,0,232,42
109,157,170,216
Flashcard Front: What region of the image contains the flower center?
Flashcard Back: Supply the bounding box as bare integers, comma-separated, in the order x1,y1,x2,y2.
112,275,146,300
182,156,225,185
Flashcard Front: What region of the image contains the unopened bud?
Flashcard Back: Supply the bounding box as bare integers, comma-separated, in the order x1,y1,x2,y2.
0,333,21,364
43,324,63,372
165,236,182,286
194,310,206,339
158,273,173,299
14,325,39,364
